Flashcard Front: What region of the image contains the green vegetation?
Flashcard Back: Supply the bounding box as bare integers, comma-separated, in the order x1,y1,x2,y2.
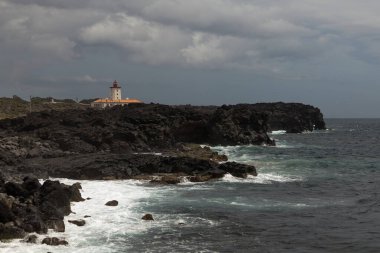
0,96,91,120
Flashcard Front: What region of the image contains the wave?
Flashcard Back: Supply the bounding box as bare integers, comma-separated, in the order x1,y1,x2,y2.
230,201,310,209
269,130,287,135
2,179,156,253
302,129,332,134
269,140,294,148
221,173,302,184
133,152,163,156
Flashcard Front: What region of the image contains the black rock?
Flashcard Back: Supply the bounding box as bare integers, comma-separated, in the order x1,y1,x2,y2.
41,237,68,246
218,162,257,178
0,223,26,239
45,219,65,232
68,219,86,226
4,182,28,198
105,200,118,206
0,197,14,223
22,176,41,194
0,178,82,241
67,183,85,202
39,180,72,217
142,214,154,221
24,234,38,243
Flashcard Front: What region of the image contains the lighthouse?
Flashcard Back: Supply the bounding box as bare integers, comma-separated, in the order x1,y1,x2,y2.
110,80,122,100
91,80,143,108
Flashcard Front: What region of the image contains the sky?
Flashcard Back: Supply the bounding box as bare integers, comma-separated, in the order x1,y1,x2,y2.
1,0,380,118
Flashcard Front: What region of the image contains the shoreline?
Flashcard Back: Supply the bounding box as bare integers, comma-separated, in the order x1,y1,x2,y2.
0,102,326,246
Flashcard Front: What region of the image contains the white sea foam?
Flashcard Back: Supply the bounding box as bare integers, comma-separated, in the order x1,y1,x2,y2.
270,130,287,135
133,152,163,156
0,179,157,253
0,178,224,253
221,173,302,184
273,140,294,148
302,129,331,134
230,201,310,209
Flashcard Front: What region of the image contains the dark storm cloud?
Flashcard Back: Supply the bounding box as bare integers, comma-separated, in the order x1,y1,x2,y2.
1,0,380,117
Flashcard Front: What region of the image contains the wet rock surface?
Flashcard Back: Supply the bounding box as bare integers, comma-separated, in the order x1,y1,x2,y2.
41,237,68,246
0,177,83,241
142,214,154,221
24,234,38,244
105,200,119,206
68,219,86,226
7,153,257,181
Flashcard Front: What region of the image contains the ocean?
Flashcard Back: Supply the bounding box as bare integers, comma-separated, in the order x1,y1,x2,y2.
1,119,380,253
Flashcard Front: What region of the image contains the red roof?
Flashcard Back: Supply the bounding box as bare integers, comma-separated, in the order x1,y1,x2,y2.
93,98,143,104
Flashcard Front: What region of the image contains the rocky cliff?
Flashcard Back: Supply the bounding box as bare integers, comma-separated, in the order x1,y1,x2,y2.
0,102,325,241
248,102,326,133
0,103,275,154
0,102,325,181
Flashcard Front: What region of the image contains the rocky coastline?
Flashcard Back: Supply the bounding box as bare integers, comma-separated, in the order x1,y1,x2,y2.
0,102,325,243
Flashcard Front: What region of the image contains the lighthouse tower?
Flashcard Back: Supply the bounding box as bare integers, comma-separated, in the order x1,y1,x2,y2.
91,80,142,108
110,80,122,100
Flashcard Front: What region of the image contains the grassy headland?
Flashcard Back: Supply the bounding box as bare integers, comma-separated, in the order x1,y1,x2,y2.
0,96,94,120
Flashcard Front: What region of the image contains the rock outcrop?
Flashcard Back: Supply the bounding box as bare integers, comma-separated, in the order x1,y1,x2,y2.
0,103,275,155
142,214,154,221
248,102,326,133
0,103,325,182
0,177,83,241
41,236,68,246
5,153,256,181
0,102,326,244
105,200,119,207
68,219,86,226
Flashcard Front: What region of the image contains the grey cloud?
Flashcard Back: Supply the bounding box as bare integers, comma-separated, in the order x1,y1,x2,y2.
1,0,380,116
2,0,374,71
141,0,314,39
79,13,189,65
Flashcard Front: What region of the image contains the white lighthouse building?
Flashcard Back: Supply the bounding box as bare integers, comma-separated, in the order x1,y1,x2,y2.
110,80,122,100
91,80,143,108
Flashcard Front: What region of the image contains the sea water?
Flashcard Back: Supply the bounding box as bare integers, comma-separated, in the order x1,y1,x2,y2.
1,119,380,252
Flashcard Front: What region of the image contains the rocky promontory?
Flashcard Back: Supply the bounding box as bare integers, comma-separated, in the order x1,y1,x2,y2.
0,100,325,180
0,102,325,181
0,102,325,242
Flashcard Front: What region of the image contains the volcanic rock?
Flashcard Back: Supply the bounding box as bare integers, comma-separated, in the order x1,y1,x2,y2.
4,182,29,198
0,223,26,239
68,219,86,226
21,176,41,194
248,102,326,133
41,237,68,246
24,234,38,243
142,214,154,221
39,180,72,217
0,103,325,181
0,178,82,240
0,195,14,223
218,162,257,178
105,200,118,206
45,219,65,232
67,183,85,202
